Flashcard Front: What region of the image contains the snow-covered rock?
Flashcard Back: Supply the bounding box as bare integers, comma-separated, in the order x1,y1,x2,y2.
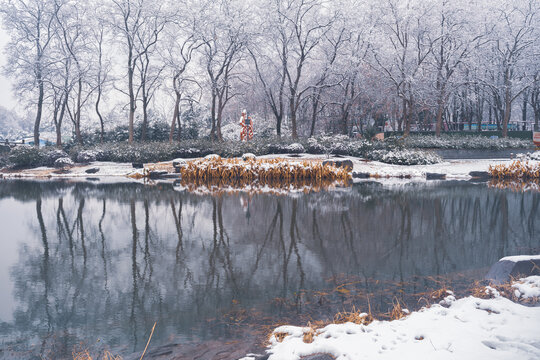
204,154,221,161
172,158,188,168
242,153,257,161
486,255,540,284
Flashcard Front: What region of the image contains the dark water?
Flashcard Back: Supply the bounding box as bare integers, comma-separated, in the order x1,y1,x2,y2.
0,180,538,359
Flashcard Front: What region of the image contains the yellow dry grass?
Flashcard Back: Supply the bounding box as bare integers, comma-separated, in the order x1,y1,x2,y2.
387,298,407,321
333,305,374,326
180,157,351,183
489,160,540,180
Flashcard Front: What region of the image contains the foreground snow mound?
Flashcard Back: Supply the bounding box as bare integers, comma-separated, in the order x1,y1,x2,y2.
263,280,540,360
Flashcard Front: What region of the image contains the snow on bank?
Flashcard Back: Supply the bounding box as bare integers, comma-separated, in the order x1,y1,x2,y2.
245,277,540,360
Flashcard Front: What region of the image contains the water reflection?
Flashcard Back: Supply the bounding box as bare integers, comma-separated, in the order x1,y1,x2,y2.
0,180,538,358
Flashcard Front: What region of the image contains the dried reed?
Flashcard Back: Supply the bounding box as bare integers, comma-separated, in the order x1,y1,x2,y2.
489,161,540,180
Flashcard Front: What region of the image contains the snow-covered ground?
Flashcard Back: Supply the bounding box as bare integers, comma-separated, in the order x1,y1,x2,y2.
242,276,540,360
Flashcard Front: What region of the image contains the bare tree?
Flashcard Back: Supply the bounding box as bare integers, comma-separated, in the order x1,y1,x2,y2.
200,0,246,141
1,0,62,146
110,0,166,144
372,0,432,136
484,0,537,137
428,0,486,136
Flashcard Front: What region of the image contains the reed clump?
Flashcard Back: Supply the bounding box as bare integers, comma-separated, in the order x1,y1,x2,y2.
179,157,351,183
489,160,540,180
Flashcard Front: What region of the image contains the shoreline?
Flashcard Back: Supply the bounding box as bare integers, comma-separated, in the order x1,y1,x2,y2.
0,154,529,182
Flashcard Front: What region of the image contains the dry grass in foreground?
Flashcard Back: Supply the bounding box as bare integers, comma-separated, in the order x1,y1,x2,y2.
269,278,538,345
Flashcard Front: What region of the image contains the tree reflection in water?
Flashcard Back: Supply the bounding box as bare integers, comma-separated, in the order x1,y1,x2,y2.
0,180,538,358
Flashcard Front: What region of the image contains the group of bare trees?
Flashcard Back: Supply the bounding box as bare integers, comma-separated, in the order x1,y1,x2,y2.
1,0,539,147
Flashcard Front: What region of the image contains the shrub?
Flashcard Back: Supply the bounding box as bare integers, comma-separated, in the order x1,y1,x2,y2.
76,150,101,163
42,149,69,166
8,146,44,167
400,134,531,150
368,149,442,165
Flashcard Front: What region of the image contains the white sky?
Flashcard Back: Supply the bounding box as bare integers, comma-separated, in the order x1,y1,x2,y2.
0,24,15,110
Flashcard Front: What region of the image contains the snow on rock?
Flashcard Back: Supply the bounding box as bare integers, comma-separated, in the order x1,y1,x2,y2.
242,153,257,161
261,277,540,360
500,255,540,262
204,154,221,161
513,276,540,300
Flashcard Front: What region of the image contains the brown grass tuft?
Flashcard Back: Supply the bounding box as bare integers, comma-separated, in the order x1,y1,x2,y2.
388,298,408,320
333,305,374,325
303,324,318,344
274,332,289,343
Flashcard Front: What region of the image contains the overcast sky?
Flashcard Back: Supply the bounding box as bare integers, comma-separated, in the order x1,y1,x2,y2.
0,24,15,111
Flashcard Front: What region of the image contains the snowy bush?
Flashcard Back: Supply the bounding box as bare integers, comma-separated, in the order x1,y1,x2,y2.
54,157,74,168
76,150,100,163
42,149,69,166
286,143,305,153
368,149,442,165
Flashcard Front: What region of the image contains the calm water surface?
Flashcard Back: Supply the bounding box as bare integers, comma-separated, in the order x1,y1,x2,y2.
0,180,538,359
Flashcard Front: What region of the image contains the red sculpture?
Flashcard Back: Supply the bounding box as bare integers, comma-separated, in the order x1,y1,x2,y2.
239,109,254,141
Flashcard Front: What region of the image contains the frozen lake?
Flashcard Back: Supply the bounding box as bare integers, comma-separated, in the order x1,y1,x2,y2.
0,180,538,359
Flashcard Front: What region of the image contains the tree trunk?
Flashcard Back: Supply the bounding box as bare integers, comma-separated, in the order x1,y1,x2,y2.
310,99,318,137
402,98,410,136
96,89,104,143
141,98,148,142
76,78,83,145
170,92,181,143
34,71,44,147
290,97,298,139
502,86,511,138
210,90,217,141
521,91,528,131
128,65,135,144
276,116,282,137
217,96,223,141
435,97,444,137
